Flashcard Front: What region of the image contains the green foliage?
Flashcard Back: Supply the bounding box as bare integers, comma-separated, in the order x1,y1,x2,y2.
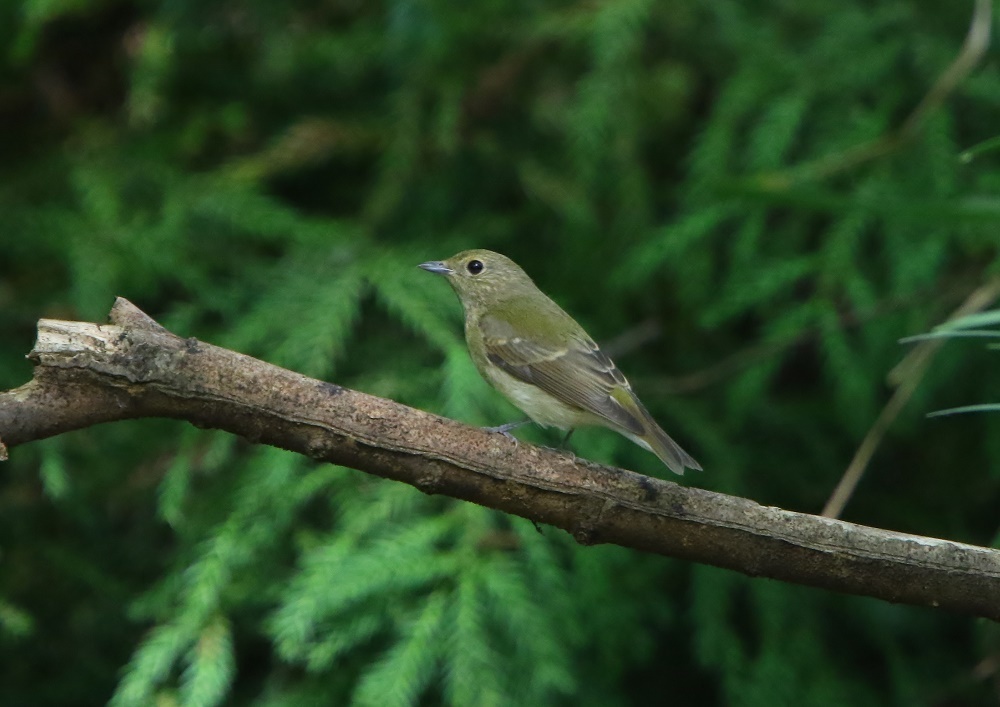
1,0,999,705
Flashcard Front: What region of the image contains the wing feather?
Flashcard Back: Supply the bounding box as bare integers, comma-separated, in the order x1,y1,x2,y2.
480,309,645,435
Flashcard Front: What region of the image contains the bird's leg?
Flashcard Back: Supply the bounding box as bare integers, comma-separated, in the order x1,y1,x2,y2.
554,429,578,462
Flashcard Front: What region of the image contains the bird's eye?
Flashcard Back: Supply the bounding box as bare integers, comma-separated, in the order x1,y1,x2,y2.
467,260,484,275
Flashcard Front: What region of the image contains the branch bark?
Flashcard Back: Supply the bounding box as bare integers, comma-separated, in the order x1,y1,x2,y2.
3,299,1000,621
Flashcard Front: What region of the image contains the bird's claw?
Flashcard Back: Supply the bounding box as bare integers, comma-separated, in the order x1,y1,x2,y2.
483,421,528,448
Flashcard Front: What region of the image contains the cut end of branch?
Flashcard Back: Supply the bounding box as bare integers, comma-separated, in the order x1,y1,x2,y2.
0,437,8,461
108,297,167,332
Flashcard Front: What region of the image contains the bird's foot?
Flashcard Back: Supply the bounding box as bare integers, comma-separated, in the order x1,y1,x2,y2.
483,420,530,447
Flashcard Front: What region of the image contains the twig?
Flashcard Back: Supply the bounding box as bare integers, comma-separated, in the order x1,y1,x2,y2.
600,318,662,359
898,0,992,141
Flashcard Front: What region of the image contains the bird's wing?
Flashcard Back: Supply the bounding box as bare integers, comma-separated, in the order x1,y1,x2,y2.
480,304,645,435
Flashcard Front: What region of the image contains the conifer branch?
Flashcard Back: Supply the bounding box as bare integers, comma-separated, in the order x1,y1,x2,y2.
3,299,1000,621
747,0,992,190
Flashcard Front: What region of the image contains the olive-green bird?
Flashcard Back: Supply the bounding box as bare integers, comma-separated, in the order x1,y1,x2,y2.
419,249,701,475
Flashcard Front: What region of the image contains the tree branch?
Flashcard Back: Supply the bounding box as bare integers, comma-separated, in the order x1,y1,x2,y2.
3,299,1000,621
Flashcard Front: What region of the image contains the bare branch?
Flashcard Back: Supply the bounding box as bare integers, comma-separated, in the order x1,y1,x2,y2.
3,299,1000,621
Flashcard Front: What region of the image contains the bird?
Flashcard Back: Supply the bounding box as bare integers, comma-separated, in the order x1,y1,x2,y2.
419,249,701,475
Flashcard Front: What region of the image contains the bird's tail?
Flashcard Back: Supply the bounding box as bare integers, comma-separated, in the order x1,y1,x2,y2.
627,400,701,476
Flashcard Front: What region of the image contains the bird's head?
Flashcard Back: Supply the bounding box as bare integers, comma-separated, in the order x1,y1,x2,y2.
419,249,535,307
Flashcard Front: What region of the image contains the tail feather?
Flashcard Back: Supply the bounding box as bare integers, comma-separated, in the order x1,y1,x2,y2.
627,398,701,475
647,424,702,475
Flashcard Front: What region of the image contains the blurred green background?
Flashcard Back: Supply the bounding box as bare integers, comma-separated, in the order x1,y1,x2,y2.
2,0,1000,704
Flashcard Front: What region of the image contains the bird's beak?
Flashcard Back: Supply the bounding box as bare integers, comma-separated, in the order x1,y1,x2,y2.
418,261,454,275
